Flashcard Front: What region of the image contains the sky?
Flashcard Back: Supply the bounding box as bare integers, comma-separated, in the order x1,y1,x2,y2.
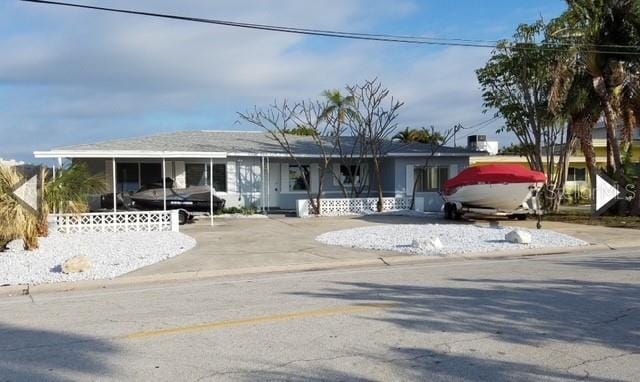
0,0,567,163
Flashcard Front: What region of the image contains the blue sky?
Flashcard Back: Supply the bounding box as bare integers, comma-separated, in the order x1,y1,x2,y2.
0,0,567,163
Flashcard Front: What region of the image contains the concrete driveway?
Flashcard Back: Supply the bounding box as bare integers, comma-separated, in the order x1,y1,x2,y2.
126,213,640,280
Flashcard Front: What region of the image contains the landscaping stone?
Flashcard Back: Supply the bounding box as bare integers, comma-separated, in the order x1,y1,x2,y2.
0,231,196,285
505,229,532,244
5,239,25,252
411,237,444,254
317,224,586,256
62,256,92,274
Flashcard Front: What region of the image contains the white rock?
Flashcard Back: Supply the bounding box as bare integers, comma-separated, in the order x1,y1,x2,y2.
0,231,196,285
505,230,532,244
316,223,585,257
5,239,25,252
62,256,92,274
411,237,444,254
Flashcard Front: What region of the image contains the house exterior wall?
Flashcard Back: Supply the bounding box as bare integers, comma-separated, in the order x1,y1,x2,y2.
393,156,469,212
73,155,471,212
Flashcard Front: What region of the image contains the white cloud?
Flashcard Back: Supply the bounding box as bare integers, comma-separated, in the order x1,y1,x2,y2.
0,0,504,161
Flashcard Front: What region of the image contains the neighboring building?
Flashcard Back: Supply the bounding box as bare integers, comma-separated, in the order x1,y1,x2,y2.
469,123,640,192
34,131,483,212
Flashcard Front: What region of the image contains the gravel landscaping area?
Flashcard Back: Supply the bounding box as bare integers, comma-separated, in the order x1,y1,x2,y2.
0,232,196,285
316,223,588,256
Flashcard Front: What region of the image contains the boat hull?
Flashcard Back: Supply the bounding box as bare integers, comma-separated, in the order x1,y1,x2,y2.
443,182,542,212
131,186,225,212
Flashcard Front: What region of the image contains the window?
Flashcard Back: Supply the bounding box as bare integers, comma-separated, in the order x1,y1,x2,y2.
339,165,365,185
140,163,162,186
116,163,139,193
289,165,310,191
185,163,227,191
211,164,227,192
568,167,586,182
186,164,207,187
414,166,449,192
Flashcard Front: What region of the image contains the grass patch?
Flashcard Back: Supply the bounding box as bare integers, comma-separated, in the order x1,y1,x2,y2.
545,210,640,229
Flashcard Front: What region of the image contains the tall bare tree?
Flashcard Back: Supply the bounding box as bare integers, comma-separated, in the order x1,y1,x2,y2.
347,79,404,211
239,100,337,215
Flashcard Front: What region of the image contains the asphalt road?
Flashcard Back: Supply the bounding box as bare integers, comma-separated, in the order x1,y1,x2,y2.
1,249,639,381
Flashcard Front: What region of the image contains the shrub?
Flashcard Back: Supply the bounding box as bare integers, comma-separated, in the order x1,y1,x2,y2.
0,165,39,250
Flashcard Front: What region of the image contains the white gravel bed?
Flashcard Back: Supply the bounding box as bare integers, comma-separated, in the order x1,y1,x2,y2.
316,224,588,256
0,232,196,285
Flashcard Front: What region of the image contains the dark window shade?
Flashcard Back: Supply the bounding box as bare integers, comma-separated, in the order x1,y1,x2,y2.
186,163,227,191
211,164,227,192
186,164,207,186
116,163,139,193
414,166,449,192
140,163,162,186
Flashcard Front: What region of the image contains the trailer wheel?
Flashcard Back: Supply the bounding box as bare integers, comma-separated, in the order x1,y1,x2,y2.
178,210,189,225
444,203,453,220
452,205,462,220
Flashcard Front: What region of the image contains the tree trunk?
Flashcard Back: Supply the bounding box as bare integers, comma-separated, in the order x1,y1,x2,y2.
593,76,622,176
373,157,384,212
574,117,598,208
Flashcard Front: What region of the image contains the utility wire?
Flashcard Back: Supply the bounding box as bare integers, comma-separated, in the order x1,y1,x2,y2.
19,0,640,55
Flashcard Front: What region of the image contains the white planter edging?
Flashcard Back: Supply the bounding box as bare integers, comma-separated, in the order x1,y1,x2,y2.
51,210,179,234
297,197,425,217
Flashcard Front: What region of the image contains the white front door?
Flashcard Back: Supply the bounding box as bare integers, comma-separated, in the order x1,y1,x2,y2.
267,162,281,208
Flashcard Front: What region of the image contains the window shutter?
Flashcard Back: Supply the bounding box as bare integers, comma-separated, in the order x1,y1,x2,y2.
332,163,341,186
310,163,319,192
281,163,289,192
405,165,415,195
226,161,236,193
448,164,458,179
174,161,186,188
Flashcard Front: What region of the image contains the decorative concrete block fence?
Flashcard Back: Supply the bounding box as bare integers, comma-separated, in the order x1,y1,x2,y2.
50,210,180,234
296,197,425,217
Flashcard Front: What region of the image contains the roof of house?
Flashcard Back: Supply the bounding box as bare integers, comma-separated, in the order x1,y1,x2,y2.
34,130,484,158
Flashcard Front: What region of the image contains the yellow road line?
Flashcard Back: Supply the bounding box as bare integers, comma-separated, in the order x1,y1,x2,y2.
126,303,396,340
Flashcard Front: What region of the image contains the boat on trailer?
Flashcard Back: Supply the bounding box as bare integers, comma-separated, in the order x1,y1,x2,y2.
441,164,546,228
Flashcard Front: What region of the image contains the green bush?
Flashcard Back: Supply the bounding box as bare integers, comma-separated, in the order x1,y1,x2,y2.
221,206,256,215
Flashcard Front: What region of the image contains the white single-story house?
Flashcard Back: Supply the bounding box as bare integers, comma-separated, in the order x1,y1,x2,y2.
34,131,486,212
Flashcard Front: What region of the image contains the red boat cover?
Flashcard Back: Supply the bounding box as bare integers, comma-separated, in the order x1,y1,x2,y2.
443,164,546,194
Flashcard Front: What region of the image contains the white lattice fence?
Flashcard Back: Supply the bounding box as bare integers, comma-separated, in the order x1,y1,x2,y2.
308,197,416,216
51,210,179,234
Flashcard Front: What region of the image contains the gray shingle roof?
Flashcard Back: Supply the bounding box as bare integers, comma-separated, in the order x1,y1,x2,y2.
53,131,481,156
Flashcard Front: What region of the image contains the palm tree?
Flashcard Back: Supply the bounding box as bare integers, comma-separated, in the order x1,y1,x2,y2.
393,127,445,145
44,163,105,215
549,63,602,189
320,89,357,133
0,165,38,250
392,127,422,142
550,0,640,178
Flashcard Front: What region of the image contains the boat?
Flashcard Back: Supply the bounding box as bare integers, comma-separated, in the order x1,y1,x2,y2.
100,179,226,213
130,184,225,212
442,164,546,221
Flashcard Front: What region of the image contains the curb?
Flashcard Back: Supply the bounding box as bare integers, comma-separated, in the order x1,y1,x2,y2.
2,241,631,299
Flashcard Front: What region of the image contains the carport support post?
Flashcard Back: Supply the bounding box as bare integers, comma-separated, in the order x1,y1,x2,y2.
112,158,117,213
210,158,214,226
162,158,167,211
260,156,265,214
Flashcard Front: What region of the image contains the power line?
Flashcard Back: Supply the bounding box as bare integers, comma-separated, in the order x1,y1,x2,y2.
19,0,640,56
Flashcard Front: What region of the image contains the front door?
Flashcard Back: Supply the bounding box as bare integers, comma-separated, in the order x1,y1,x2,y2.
267,162,280,208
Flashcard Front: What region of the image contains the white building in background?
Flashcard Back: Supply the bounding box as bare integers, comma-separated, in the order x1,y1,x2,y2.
0,158,25,167
466,135,499,156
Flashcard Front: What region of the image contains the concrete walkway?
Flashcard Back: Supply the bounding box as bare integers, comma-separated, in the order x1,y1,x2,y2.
125,213,640,279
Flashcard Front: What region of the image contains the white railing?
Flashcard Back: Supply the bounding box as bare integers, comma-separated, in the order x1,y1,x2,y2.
50,210,179,234
297,197,424,217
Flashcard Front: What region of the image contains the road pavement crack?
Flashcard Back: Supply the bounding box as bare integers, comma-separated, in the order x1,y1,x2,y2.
592,307,639,325
566,351,639,371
